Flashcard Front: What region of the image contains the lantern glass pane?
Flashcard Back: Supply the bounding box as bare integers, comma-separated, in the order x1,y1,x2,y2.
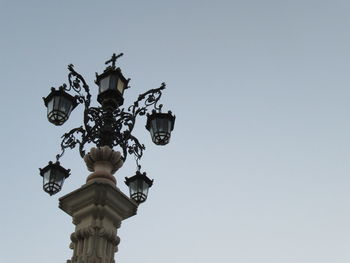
99,75,110,93
53,95,61,111
128,180,138,195
157,117,169,132
43,170,51,185
149,116,171,145
117,78,125,94
58,176,65,188
142,181,149,195
151,119,158,132
60,97,73,115
109,75,118,92
140,180,147,193
149,120,155,138
47,99,54,114
56,169,66,186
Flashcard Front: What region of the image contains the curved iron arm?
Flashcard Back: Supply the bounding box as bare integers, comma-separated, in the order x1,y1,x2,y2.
67,64,91,108
56,126,86,161
112,83,165,165
55,65,95,161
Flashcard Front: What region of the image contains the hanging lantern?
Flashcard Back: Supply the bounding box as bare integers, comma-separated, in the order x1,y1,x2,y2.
43,87,78,126
146,110,176,145
39,161,70,196
125,171,153,204
96,66,129,108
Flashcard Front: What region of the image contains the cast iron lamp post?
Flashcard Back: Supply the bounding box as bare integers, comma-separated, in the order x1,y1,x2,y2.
39,53,175,262
40,53,175,202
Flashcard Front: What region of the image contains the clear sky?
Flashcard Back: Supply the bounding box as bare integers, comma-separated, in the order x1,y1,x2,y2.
1,0,350,262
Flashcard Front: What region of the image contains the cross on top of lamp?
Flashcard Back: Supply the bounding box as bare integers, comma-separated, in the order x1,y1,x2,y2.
40,53,175,203
96,52,128,108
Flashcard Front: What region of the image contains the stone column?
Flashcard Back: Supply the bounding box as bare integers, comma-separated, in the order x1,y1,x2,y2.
59,146,138,263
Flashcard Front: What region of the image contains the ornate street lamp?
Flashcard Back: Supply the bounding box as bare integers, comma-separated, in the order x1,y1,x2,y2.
40,53,175,202
43,85,78,126
125,171,153,204
39,161,70,196
146,110,176,145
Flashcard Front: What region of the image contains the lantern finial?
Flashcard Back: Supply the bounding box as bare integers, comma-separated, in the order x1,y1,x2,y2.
105,53,123,68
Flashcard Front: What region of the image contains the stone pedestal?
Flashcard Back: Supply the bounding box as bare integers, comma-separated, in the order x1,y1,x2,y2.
59,146,138,263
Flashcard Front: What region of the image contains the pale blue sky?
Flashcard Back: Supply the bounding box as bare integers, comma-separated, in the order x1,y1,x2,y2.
1,0,350,262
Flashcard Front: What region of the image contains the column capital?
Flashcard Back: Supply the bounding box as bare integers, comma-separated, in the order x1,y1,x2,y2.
60,181,137,224
60,181,138,263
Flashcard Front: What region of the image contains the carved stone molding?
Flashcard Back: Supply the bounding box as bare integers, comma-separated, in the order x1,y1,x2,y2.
60,181,138,263
67,225,120,263
84,146,123,185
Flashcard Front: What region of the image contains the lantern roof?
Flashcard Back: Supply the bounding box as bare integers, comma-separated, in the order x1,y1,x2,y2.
95,66,129,86
95,53,130,87
39,161,71,179
125,171,153,187
146,110,176,132
43,86,78,109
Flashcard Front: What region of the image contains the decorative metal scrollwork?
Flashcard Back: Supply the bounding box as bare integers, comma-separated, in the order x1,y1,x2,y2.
54,63,167,171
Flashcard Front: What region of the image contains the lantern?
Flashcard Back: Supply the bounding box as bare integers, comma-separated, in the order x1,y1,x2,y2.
39,161,70,195
96,66,129,108
146,111,176,145
125,171,153,204
43,87,78,126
